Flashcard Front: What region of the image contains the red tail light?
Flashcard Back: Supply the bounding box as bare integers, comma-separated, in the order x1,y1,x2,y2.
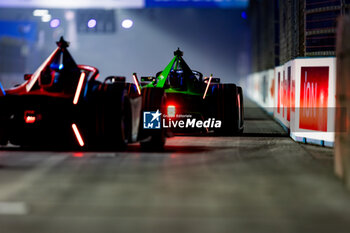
72,123,85,147
203,74,213,99
73,72,86,105
132,73,141,95
24,110,36,124
25,116,36,124
167,105,176,117
0,81,5,96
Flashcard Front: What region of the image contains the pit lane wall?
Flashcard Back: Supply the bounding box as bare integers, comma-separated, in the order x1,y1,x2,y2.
245,57,336,147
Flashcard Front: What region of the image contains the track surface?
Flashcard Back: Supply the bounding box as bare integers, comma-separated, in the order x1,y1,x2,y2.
0,99,349,233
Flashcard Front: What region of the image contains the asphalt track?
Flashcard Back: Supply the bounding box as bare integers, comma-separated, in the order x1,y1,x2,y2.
0,99,349,233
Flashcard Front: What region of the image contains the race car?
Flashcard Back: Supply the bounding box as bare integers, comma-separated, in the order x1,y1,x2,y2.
138,48,244,141
0,37,145,150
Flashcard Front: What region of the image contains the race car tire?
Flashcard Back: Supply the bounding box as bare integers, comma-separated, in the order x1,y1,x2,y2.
89,85,131,150
0,124,7,146
105,89,131,150
0,101,9,145
213,84,240,135
237,86,244,134
139,87,166,150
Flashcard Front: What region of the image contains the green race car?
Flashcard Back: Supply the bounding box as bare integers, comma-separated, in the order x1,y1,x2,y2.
137,48,244,149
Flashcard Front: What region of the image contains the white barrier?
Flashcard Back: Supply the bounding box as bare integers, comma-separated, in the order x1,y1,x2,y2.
274,64,291,128
246,69,274,114
246,57,336,147
291,58,336,146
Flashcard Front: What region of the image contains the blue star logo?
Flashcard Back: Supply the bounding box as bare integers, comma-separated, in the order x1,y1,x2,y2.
143,110,162,129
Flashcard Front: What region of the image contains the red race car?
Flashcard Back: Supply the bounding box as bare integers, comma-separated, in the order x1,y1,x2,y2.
0,37,151,150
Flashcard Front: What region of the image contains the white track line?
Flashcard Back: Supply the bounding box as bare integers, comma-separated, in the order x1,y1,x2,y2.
0,202,28,215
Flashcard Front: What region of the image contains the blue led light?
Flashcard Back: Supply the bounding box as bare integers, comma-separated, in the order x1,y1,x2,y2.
0,81,6,96
87,19,97,28
121,19,133,29
59,64,64,70
145,0,249,8
241,11,247,20
50,19,60,28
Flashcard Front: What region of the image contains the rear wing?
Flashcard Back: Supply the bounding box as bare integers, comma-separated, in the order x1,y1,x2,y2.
141,76,155,86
